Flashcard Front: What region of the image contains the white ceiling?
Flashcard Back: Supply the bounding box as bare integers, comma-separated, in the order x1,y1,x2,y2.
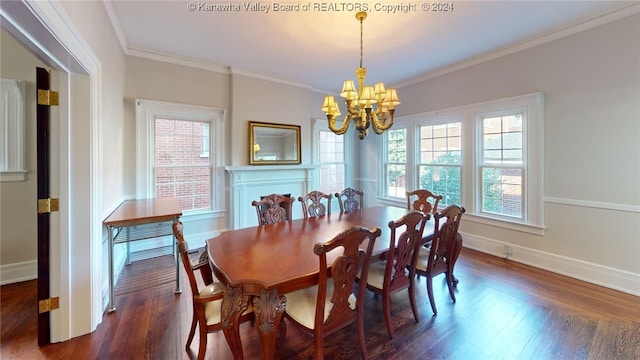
105,1,638,93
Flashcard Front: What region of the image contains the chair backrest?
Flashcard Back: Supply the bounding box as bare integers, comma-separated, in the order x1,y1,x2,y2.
426,205,465,274
406,189,442,214
314,226,381,340
384,211,429,290
252,193,295,224
298,190,332,218
335,187,364,213
173,221,212,297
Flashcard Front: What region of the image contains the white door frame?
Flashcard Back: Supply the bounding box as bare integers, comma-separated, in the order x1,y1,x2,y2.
1,0,103,341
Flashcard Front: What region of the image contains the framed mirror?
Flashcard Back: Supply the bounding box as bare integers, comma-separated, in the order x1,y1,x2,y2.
249,121,301,165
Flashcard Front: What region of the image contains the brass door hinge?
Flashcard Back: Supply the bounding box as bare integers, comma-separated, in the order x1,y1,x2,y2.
37,89,59,106
38,198,59,213
39,297,60,313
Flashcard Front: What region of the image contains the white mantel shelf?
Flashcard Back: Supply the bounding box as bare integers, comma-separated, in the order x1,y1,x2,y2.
225,165,319,172
225,164,320,229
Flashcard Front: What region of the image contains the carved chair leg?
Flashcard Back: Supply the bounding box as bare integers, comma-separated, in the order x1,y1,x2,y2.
426,276,437,315
383,292,394,339
186,305,197,350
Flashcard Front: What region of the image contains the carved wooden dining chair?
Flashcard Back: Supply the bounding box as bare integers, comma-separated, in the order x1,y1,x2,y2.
284,226,382,360
298,190,332,218
172,221,253,360
414,205,465,315
407,189,443,250
360,211,429,339
335,187,364,213
252,193,295,225
406,189,442,214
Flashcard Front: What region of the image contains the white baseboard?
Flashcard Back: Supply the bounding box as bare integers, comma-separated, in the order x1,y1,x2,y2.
461,231,640,297
0,260,37,285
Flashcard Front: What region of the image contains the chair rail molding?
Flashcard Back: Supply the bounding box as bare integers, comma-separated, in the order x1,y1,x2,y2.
225,165,319,229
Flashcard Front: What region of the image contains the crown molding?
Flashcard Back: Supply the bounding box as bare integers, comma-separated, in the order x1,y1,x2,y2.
394,3,640,89
229,68,311,89
125,47,230,74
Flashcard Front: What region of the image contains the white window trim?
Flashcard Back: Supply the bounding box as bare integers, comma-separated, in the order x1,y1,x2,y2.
0,78,28,182
381,92,544,235
381,126,408,200
313,118,353,190
135,99,226,218
416,117,464,208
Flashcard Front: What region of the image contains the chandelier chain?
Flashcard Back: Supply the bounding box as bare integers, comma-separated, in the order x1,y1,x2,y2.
360,16,363,68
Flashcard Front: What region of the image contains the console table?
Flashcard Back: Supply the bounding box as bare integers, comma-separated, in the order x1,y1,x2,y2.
103,198,183,312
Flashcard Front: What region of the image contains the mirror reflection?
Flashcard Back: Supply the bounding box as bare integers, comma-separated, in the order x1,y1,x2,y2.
249,121,301,165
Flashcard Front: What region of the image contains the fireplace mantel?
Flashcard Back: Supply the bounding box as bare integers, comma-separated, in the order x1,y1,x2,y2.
225,165,319,229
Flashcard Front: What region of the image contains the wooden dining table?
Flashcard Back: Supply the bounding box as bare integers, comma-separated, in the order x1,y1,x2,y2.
206,206,436,359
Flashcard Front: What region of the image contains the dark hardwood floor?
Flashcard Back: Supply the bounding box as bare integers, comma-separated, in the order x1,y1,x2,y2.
2,248,639,359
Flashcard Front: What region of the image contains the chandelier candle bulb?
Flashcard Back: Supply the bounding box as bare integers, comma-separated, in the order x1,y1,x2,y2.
321,11,400,140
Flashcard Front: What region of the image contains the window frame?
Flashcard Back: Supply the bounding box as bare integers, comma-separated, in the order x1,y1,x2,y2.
136,99,226,219
379,92,544,235
416,118,464,208
313,118,352,194
382,127,408,199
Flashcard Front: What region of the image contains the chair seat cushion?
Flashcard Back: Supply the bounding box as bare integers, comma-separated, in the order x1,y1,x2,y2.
365,261,387,289
200,282,252,326
285,282,356,330
415,247,430,272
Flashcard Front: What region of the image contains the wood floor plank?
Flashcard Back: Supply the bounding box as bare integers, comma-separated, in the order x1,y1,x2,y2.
2,248,639,359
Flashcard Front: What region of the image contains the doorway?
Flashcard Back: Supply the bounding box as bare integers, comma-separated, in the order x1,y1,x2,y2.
1,0,102,343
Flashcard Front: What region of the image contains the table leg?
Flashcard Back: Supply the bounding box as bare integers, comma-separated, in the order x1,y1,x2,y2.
173,221,182,293
253,288,287,359
221,286,251,360
107,226,116,312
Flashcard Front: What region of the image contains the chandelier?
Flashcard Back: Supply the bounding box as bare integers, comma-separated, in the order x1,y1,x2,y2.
321,11,400,140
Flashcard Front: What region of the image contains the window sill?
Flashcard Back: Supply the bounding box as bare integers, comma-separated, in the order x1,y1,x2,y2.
181,209,226,222
377,196,545,236
464,213,546,236
1,170,28,182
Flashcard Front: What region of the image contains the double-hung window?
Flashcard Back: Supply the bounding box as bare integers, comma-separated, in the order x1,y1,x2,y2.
154,118,211,211
384,128,407,198
418,121,462,207
136,99,225,217
317,129,346,194
380,93,543,234
479,113,524,219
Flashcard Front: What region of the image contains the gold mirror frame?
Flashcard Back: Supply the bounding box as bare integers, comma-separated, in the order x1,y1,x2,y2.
249,121,301,165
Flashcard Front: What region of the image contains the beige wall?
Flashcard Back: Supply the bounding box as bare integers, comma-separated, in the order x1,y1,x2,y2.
0,30,46,272
124,56,230,194
230,74,312,166
371,14,640,283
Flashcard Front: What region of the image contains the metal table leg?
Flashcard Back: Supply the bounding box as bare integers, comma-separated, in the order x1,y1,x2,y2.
107,225,117,312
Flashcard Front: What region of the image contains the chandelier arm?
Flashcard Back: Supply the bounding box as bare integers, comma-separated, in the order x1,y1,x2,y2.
370,110,395,134
328,113,352,135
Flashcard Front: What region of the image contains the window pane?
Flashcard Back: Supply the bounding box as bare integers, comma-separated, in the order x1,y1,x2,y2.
385,128,407,198
418,164,461,207
318,130,345,193
482,115,523,165
386,164,406,198
320,164,345,194
417,121,463,205
482,167,522,218
387,129,406,162
154,118,212,212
